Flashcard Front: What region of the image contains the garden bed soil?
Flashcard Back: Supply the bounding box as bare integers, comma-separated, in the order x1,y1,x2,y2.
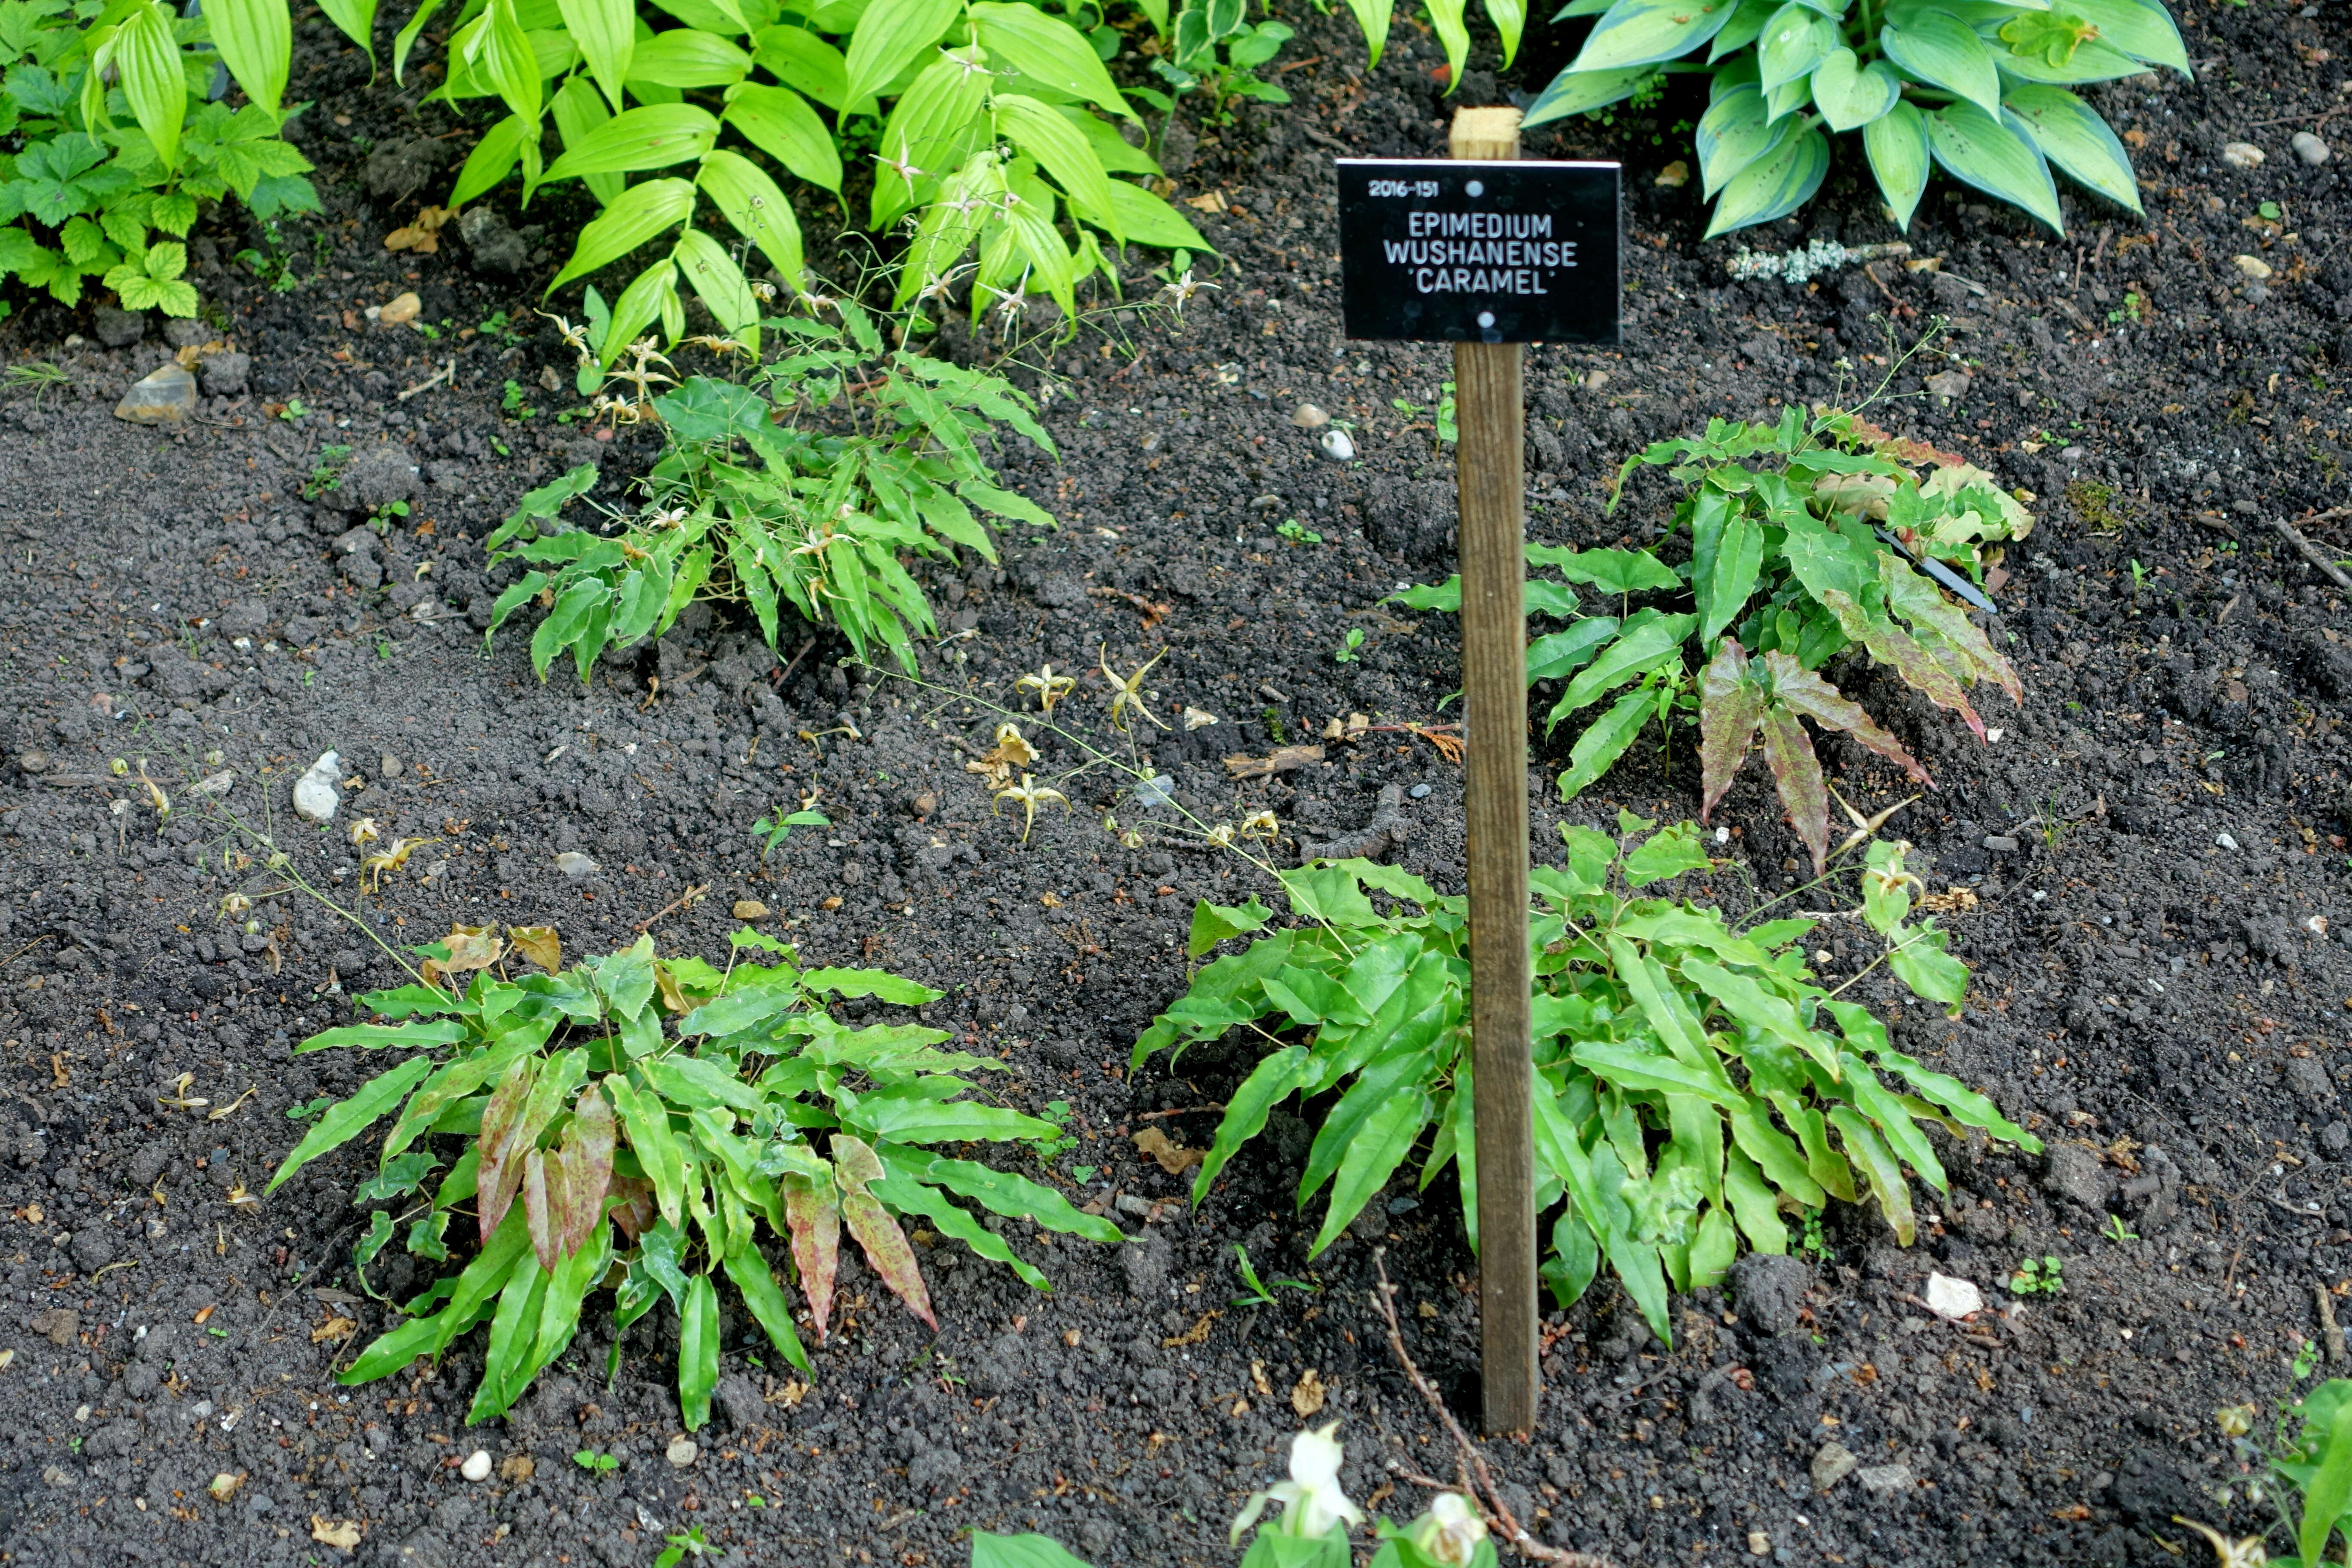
0,1,2348,1564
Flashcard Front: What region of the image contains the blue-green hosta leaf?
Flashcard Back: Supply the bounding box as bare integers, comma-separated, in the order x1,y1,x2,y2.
1925,100,2063,233
1862,99,1930,230
1809,48,1901,131
1988,31,2147,83
1707,0,1778,59
1994,84,2145,211
1521,64,1658,127
1703,122,1828,239
1697,83,1785,199
1880,12,2002,115
2063,0,2187,74
1756,1,1836,93
1567,0,1741,73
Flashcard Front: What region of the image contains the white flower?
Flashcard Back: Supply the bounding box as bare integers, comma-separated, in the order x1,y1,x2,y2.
1405,1492,1490,1565
1230,1423,1363,1544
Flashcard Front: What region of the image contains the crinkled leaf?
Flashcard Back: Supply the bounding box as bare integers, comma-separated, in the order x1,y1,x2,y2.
1698,638,1764,820
1761,649,1932,785
832,1134,936,1330
267,1056,437,1194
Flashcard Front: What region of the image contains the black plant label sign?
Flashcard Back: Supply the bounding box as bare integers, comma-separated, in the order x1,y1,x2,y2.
1335,159,1622,345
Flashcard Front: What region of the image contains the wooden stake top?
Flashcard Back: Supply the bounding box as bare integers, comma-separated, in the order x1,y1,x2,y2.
1447,106,1523,162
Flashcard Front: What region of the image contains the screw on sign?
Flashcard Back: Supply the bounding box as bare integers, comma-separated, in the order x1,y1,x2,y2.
1335,107,1622,1436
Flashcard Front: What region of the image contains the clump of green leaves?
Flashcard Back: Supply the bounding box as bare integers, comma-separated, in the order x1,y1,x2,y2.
484,297,1055,679
1135,819,2037,1344
1394,407,2035,872
1133,0,1294,126
1524,0,2189,236
0,0,319,318
2183,1377,2352,1568
2007,1253,2062,1294
270,923,1119,1428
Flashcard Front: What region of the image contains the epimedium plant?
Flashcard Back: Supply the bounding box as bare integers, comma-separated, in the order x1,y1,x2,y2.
1135,818,2040,1344
269,922,1120,1428
388,0,1213,361
1523,0,2189,237
1394,406,2034,873
480,294,1056,677
0,0,319,317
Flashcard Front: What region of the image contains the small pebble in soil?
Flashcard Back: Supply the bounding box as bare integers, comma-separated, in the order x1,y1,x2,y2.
293,752,343,823
460,1450,491,1482
733,899,769,919
2294,131,2332,165
1810,1441,1859,1490
1409,783,1432,799
2234,254,2274,281
555,851,599,879
1290,403,1329,429
665,1437,698,1468
1319,429,1355,461
114,362,196,425
1132,775,1176,809
2217,832,2240,851
2223,141,2266,168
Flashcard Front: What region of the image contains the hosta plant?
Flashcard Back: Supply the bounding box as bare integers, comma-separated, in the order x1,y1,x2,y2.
482,297,1055,676
0,0,318,317
270,925,1118,1428
1136,822,2039,1343
1393,407,2033,872
1524,0,2189,236
391,0,1213,355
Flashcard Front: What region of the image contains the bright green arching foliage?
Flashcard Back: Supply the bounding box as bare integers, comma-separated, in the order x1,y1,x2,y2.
1395,407,2035,873
0,0,318,318
1524,0,2188,236
1130,0,1292,126
1134,824,2040,1345
271,926,1121,1429
395,0,1216,347
483,298,1055,677
2266,1380,2352,1568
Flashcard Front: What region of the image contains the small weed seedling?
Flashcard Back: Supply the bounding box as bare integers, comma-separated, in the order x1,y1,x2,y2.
4,361,68,400
1796,1213,1833,1263
286,1095,330,1121
1230,1245,1314,1308
1275,519,1323,545
572,1450,619,1473
655,1525,714,1566
750,806,828,860
2295,1339,2324,1381
2101,1214,2139,1245
1332,628,1365,664
2010,1256,2064,1295
278,398,308,422
501,379,536,419
1028,1100,1078,1166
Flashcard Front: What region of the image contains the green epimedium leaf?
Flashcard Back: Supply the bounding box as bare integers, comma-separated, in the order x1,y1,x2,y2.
2000,84,2144,212
1567,0,1741,74
1924,99,2063,232
1862,98,1930,230
1809,49,1900,132
1703,121,1828,239
1880,12,2002,116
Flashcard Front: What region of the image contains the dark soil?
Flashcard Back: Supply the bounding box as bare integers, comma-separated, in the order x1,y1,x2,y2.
0,2,2348,1565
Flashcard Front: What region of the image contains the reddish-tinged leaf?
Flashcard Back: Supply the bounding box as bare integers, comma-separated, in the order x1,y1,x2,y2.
1879,553,2021,704
521,1147,556,1273
1816,587,1984,739
552,1084,617,1259
1761,652,1933,787
606,1173,656,1241
783,1175,840,1343
1760,702,1830,875
831,1135,936,1332
475,1054,539,1244
1698,638,1765,821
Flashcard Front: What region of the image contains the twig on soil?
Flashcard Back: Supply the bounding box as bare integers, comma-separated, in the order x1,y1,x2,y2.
770,637,818,691
398,359,457,402
631,882,711,933
1369,1250,1614,1567
2267,510,2352,592
2316,1283,2347,1366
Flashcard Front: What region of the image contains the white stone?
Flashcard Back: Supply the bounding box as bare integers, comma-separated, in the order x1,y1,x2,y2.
292,752,342,823
554,851,599,879
2233,254,2274,281
2222,141,2266,169
460,1450,491,1482
1319,429,1355,461
1923,1272,1984,1321
665,1436,698,1468
1290,403,1329,429
2292,132,2331,166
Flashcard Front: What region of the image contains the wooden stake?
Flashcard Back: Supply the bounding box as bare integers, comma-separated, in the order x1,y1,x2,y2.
1447,104,1537,1438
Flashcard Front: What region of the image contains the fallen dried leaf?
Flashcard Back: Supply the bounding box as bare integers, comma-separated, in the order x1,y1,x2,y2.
1250,1360,1272,1396
1184,190,1229,213
311,1315,357,1344
208,1471,243,1501
507,925,561,973
311,1515,362,1549
1134,1127,1204,1176
1161,1312,1218,1348
384,207,453,254
1290,1368,1327,1417
1224,744,1326,779
499,1454,536,1482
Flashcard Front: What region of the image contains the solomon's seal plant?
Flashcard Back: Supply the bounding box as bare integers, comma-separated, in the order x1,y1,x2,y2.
1394,406,2034,872
1524,0,2189,236
482,295,1055,677
0,0,318,317
270,923,1119,1428
1136,818,2039,1344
